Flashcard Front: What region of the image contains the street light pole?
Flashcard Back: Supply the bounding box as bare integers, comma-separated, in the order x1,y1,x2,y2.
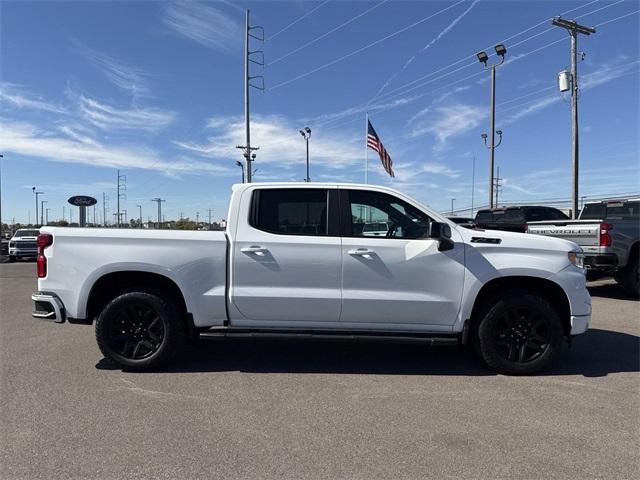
451,198,456,216
235,160,245,183
299,127,311,182
477,44,507,209
137,205,142,228
32,188,43,227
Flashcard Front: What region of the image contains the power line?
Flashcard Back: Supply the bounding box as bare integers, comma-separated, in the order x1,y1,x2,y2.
269,0,467,91
269,1,388,65
268,0,331,40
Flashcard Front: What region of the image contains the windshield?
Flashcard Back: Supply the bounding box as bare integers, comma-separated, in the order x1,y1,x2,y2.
14,229,40,237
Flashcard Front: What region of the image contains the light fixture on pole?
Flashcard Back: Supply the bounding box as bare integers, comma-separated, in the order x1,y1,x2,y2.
299,127,311,182
477,43,507,209
235,160,245,183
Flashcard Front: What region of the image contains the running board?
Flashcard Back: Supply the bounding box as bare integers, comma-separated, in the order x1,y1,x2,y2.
199,327,460,346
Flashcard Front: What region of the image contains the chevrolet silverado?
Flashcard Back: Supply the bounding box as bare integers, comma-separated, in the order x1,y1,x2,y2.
32,183,591,374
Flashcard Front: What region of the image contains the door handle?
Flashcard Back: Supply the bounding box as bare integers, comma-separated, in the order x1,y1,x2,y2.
347,248,375,256
241,246,268,255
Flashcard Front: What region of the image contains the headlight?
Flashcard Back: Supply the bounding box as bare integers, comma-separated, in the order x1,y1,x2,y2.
568,251,584,268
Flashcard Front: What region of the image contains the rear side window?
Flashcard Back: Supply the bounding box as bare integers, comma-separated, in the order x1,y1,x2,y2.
604,201,639,219
251,189,328,236
503,209,525,222
580,203,606,219
475,211,493,223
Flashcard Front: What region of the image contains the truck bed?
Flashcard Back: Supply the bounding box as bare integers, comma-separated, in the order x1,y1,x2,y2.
39,227,228,326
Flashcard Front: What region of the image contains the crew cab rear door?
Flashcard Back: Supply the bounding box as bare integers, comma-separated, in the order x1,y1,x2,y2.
230,186,342,324
338,188,465,327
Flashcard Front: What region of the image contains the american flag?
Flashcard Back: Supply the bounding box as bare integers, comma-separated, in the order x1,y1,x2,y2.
367,120,394,178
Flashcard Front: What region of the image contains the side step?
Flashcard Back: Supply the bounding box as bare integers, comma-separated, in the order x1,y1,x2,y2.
199,327,460,346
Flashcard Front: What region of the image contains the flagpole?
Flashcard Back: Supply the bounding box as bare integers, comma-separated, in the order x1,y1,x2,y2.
365,112,369,184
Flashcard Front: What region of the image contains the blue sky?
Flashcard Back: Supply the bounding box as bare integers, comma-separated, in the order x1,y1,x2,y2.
1,0,638,224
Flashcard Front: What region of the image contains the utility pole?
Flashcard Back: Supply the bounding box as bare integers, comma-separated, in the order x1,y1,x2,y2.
32,188,43,227
451,198,456,216
62,206,66,223
137,204,142,228
196,212,200,225
40,200,47,226
477,44,507,208
45,208,51,225
116,170,126,228
236,8,264,183
208,208,213,230
151,198,165,229
552,17,595,219
494,167,503,207
102,193,108,227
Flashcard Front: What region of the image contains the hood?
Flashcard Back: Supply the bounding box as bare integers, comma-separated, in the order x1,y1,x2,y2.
457,226,580,252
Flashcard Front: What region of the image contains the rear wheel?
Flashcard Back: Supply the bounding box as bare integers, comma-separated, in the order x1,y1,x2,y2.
95,290,184,371
477,290,563,375
616,255,639,299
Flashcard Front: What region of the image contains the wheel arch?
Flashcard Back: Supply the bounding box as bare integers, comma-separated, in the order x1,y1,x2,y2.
85,271,191,330
468,276,571,338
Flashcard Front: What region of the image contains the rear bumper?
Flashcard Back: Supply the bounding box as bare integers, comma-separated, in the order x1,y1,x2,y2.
32,291,66,323
584,253,618,270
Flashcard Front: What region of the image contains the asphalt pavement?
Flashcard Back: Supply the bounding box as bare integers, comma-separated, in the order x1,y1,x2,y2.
1,261,638,479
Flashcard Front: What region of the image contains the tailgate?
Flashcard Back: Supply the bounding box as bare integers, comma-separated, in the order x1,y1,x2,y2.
526,220,601,246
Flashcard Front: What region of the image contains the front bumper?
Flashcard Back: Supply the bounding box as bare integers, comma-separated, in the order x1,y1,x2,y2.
9,249,38,258
570,314,591,335
32,291,66,323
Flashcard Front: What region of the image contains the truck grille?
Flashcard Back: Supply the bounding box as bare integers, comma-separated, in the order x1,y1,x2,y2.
14,240,37,249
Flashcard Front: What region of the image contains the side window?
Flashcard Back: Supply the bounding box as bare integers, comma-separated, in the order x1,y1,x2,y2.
347,190,432,239
251,189,328,236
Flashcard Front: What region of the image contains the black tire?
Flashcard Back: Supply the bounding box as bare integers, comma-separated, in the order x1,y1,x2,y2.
617,255,639,299
95,290,185,371
477,290,563,375
8,255,16,263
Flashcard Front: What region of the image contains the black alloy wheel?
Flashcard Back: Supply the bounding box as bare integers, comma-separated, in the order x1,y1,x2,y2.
493,306,551,364
96,291,184,370
477,290,563,375
106,302,165,360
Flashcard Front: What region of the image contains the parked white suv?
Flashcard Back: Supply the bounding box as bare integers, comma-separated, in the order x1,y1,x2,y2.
31,183,591,374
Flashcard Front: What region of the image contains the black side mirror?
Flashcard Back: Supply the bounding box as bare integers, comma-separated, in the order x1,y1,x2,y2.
429,222,454,251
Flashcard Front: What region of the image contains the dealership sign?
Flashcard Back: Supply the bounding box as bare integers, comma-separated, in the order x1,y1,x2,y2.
68,195,97,207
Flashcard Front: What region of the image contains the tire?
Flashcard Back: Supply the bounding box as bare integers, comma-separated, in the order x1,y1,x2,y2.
617,256,639,299
95,290,185,371
8,255,16,263
477,290,563,375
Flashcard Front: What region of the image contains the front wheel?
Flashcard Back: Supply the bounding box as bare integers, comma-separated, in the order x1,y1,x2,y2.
477,291,563,375
95,290,184,371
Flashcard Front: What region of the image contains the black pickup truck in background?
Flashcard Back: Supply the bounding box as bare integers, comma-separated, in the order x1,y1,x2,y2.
474,206,569,233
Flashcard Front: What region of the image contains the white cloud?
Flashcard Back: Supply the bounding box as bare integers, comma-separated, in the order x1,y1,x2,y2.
163,2,242,53
0,83,67,114
77,95,176,132
0,119,231,175
408,103,485,148
174,114,363,168
423,162,460,178
75,42,150,98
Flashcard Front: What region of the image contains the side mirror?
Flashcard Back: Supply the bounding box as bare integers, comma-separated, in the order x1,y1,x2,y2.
429,222,454,251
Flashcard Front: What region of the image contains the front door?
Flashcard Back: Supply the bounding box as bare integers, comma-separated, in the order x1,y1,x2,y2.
339,188,465,327
230,187,342,324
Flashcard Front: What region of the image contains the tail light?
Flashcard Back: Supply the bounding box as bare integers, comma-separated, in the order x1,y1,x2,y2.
37,233,53,278
524,224,528,233
599,223,613,247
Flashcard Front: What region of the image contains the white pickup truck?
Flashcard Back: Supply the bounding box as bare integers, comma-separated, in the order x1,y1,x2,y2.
32,183,591,375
